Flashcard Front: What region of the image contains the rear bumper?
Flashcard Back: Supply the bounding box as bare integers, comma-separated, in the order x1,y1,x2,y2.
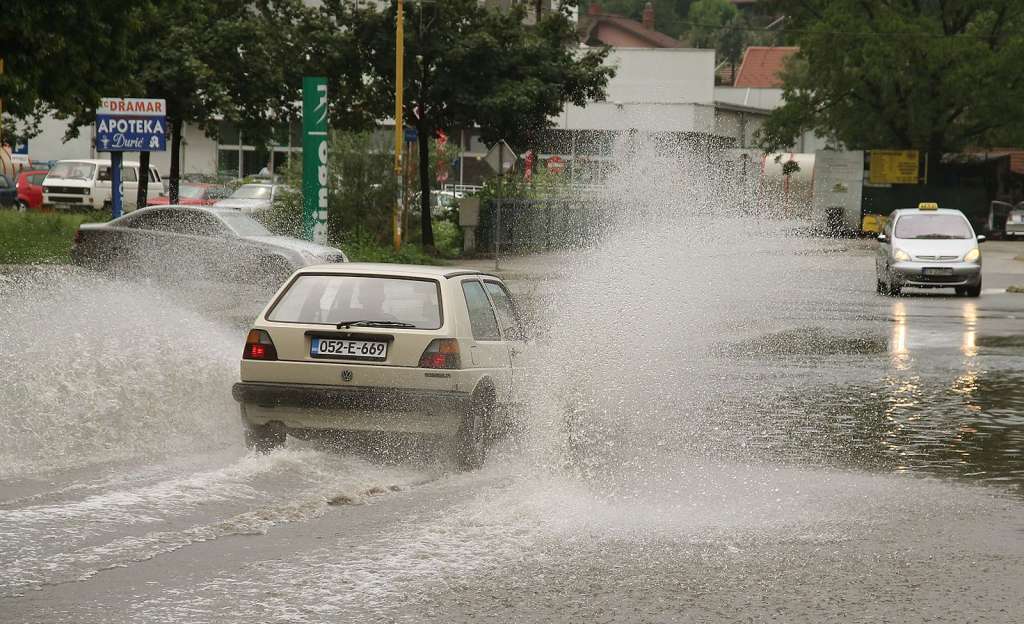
232,382,470,435
891,262,981,287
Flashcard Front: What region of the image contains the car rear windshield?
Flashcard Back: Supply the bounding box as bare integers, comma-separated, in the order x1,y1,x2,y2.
895,214,973,239
219,212,271,237
267,275,442,329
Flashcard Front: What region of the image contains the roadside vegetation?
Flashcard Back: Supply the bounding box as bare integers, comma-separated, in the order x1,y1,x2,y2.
0,211,107,264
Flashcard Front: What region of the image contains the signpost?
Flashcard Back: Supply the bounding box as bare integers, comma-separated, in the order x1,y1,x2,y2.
96,97,167,219
546,155,565,174
302,77,330,245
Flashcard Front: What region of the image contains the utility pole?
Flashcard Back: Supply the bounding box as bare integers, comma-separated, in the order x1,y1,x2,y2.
393,0,405,252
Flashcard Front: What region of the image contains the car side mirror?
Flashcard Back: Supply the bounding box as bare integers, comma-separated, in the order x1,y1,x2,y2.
877,233,887,243
977,234,986,243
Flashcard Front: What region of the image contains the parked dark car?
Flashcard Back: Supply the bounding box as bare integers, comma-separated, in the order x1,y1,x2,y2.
16,169,50,211
0,174,17,208
71,205,347,284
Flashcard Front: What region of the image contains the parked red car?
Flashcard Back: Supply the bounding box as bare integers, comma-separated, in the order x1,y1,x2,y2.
15,169,50,211
146,182,231,206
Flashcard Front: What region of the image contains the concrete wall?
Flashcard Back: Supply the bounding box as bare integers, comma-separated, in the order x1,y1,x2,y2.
557,48,716,133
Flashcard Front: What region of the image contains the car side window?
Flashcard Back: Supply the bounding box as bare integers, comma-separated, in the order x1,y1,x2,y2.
122,210,174,231
149,168,160,182
483,280,524,340
168,211,228,237
461,280,500,341
31,174,47,185
121,167,138,182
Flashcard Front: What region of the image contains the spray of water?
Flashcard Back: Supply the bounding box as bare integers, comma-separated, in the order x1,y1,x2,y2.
0,266,243,479
505,133,867,505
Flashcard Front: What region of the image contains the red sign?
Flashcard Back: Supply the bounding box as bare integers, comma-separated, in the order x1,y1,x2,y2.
546,155,566,174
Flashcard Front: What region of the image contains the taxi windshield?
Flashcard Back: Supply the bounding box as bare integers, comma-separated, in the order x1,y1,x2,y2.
894,214,973,240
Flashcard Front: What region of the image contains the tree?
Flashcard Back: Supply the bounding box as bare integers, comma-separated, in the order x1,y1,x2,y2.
758,1,1024,156
322,0,613,249
121,0,310,204
686,0,737,48
0,2,141,120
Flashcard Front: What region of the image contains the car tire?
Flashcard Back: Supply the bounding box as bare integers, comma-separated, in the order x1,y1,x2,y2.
17,200,29,213
964,282,982,298
876,278,887,295
244,420,286,453
456,385,494,470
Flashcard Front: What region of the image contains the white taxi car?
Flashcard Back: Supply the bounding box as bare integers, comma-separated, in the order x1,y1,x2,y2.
231,263,526,468
876,203,984,297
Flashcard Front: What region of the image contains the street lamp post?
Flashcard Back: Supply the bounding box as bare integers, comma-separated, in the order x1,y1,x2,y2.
393,0,405,251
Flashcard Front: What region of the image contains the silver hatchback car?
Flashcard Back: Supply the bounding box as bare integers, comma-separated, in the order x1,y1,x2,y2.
875,203,984,297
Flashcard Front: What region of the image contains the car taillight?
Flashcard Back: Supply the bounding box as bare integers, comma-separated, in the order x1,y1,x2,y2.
419,338,461,369
243,329,278,360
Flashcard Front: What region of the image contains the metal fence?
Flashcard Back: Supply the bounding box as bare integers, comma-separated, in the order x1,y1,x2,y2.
479,198,611,262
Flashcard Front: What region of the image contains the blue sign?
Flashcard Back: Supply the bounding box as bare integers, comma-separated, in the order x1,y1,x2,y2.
404,127,418,143
13,142,28,155
96,98,167,153
96,115,166,152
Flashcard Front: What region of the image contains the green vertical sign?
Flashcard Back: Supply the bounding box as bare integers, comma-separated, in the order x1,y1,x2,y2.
302,76,329,243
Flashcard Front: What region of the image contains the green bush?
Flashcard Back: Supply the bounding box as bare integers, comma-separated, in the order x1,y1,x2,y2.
0,211,108,264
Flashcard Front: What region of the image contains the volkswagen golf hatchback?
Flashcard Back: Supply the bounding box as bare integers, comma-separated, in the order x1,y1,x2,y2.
232,263,526,468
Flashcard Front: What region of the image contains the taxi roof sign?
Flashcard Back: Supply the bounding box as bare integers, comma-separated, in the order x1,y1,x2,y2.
918,202,939,210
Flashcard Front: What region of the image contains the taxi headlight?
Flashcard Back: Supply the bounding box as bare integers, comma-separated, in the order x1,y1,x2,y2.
893,249,911,262
964,248,980,263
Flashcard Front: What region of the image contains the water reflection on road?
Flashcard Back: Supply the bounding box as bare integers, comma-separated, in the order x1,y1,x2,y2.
724,293,1024,492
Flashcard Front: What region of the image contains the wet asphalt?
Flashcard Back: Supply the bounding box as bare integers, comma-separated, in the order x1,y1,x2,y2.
2,239,1023,623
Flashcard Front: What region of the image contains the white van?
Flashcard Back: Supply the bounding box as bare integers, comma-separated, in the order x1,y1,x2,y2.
42,159,164,212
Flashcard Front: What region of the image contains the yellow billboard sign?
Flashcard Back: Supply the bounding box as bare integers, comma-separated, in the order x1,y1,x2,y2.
869,150,920,184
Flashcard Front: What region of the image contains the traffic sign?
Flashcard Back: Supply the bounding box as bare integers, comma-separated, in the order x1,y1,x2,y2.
546,155,566,174
404,127,418,143
484,140,516,175
96,97,167,152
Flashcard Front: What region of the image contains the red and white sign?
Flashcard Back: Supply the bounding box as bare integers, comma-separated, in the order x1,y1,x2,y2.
98,98,166,116
546,155,566,174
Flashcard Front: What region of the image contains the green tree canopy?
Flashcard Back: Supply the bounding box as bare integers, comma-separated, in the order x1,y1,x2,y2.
687,0,738,48
318,0,614,247
758,0,1024,154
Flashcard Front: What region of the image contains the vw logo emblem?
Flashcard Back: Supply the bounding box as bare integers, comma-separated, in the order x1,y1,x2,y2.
341,370,354,382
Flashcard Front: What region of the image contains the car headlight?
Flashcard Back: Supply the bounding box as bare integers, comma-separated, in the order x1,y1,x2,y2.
964,248,980,263
893,249,911,262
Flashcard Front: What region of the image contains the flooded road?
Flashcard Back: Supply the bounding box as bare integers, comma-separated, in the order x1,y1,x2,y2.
2,235,1024,622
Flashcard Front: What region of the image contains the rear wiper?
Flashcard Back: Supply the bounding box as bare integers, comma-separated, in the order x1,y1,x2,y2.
336,320,416,329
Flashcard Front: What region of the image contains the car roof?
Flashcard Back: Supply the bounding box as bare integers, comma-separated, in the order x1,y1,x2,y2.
297,262,498,280
892,207,966,217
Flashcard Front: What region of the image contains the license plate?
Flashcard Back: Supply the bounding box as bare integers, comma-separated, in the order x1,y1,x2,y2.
923,267,953,276
311,337,388,360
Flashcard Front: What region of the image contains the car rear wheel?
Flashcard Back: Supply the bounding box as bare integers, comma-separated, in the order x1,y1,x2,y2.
456,386,494,470
876,278,887,295
244,420,286,453
17,200,29,212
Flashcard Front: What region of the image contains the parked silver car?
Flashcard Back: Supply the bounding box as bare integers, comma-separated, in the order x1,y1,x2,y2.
875,203,984,297
72,205,346,284
213,183,291,214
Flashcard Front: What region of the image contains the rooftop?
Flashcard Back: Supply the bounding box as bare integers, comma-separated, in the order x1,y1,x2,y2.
733,46,799,88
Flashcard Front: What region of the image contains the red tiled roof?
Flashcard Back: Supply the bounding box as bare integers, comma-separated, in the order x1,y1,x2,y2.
578,12,683,49
733,46,798,88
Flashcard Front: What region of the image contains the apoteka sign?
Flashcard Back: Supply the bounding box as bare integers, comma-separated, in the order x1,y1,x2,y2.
96,98,167,152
